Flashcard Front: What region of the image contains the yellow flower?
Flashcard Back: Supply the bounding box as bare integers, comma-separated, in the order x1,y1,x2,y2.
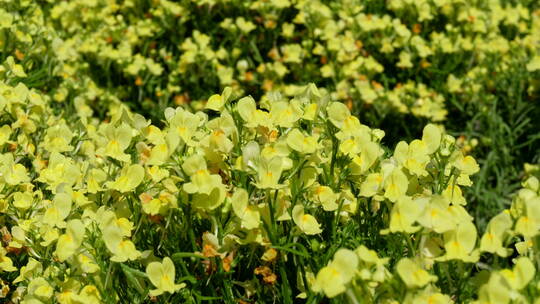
147,166,170,183
394,140,430,176
42,193,72,228
13,191,33,210
236,17,256,34
0,9,13,29
145,142,170,166
232,188,261,230
141,192,177,216
0,153,30,186
237,96,272,129
39,225,59,246
417,196,455,233
0,125,11,146
350,141,383,175
146,257,186,297
286,129,318,154
403,287,452,304
514,194,540,237
86,169,107,193
270,101,302,128
476,272,511,304
359,172,384,197
106,164,145,193
397,258,437,288
97,123,133,162
383,196,425,234
442,184,467,206
26,277,53,300
103,227,141,263
37,152,80,192
205,87,232,112
451,152,480,186
41,122,74,153
5,56,26,78
0,246,16,272
292,205,322,235
165,107,204,146
77,254,100,274
312,249,358,298
480,211,512,257
281,44,303,63
354,245,390,282
397,51,413,69
499,257,535,290
438,221,479,262
422,124,442,153
182,154,224,195
311,185,339,211
383,168,408,202
72,285,101,303
13,258,41,283
192,186,227,210
8,226,25,249
55,219,85,262
526,55,540,71
97,209,140,262
255,156,284,189
327,102,351,129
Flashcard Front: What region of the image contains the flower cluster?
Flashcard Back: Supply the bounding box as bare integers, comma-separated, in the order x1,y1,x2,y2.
1,0,540,303
0,74,533,302
2,0,539,123
314,163,540,303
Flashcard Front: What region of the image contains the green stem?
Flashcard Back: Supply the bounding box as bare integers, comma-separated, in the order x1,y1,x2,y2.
104,262,114,292
346,288,361,304
405,234,416,257
186,203,197,252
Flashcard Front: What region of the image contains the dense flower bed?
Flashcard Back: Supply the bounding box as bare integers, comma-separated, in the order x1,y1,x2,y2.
1,0,540,303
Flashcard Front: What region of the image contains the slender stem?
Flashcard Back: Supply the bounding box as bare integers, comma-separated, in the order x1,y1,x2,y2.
346,288,361,304
186,203,197,251
406,234,416,257
104,262,114,291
